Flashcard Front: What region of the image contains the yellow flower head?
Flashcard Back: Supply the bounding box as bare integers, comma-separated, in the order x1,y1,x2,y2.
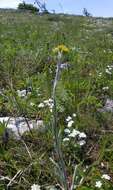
53,44,69,54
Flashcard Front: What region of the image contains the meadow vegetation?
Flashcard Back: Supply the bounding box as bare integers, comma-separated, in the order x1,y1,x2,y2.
0,10,113,189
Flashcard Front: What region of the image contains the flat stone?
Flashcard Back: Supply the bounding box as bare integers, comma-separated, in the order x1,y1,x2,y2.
98,99,113,112
0,117,44,138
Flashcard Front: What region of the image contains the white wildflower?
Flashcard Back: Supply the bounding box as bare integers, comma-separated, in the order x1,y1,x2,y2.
68,129,80,137
30,102,35,106
79,132,87,139
66,116,72,122
60,63,69,69
101,174,111,180
43,100,49,104
43,99,54,110
78,140,86,146
101,162,104,168
95,181,102,188
67,120,74,128
63,137,70,142
107,66,112,71
38,103,45,108
105,69,112,75
31,184,41,190
64,128,70,133
48,98,53,103
107,65,113,69
50,108,53,112
48,103,54,109
71,46,76,51
73,113,76,117
17,89,26,98
102,86,109,90
98,72,102,77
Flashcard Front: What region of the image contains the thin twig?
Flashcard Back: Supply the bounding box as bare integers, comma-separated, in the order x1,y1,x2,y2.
0,176,11,181
7,170,22,187
21,139,32,160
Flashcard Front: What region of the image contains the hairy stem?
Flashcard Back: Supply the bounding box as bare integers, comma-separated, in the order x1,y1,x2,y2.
52,60,69,190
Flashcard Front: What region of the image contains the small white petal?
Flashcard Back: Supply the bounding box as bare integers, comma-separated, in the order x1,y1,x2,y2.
50,108,53,112
101,162,104,168
105,69,112,75
30,102,35,106
73,113,77,117
78,140,86,146
43,100,49,104
95,181,102,188
38,103,45,108
48,98,53,103
98,72,102,77
102,86,109,90
67,120,74,128
63,137,70,142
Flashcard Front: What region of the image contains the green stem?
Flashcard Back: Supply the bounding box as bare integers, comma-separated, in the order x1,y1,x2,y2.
52,61,69,190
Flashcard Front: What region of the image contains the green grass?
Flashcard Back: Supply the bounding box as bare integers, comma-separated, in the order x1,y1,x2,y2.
0,10,113,189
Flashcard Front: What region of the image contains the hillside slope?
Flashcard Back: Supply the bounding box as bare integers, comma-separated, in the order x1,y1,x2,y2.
0,10,113,189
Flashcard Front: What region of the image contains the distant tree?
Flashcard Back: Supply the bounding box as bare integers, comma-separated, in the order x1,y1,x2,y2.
18,1,39,13
83,8,92,17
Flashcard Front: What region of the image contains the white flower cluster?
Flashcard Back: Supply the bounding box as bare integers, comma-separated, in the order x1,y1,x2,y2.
31,184,41,190
17,89,31,98
98,72,102,77
101,174,111,180
63,114,87,146
38,98,54,112
99,64,113,78
105,65,113,75
66,114,76,128
95,174,111,188
102,86,109,90
17,89,27,98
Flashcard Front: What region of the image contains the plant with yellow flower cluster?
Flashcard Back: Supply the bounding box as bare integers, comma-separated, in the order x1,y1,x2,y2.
52,44,69,54
51,44,70,190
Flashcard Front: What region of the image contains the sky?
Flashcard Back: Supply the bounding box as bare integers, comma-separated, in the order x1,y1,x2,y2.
0,0,113,17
